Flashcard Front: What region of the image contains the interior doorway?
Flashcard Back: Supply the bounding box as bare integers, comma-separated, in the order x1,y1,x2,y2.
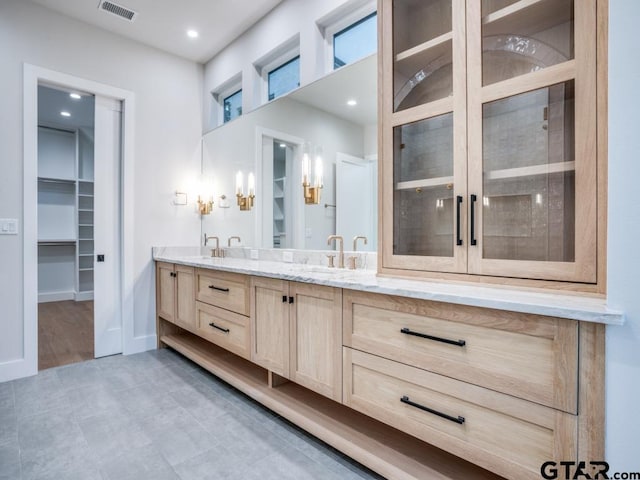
37,84,96,369
35,81,123,370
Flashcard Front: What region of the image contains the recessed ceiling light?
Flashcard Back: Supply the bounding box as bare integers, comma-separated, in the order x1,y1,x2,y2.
347,99,357,106
60,111,71,117
279,143,286,148
69,93,81,100
187,29,199,39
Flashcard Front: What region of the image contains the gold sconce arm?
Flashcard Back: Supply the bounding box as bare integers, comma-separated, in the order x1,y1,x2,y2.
236,192,255,211
303,181,322,205
197,195,214,215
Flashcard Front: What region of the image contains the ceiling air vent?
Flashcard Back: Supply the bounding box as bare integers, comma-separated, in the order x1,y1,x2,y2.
98,0,138,22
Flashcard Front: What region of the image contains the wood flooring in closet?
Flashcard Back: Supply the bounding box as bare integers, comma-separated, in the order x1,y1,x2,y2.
38,300,94,370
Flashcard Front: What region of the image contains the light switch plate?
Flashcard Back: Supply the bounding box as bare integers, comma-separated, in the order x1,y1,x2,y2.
250,249,259,260
0,219,18,235
282,251,294,263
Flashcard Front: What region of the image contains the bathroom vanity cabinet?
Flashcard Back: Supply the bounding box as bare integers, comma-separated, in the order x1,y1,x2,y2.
155,260,608,480
380,0,605,288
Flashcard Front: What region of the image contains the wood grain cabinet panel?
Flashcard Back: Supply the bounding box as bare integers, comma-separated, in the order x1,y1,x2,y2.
289,282,342,402
196,269,250,315
156,262,195,331
343,290,578,413
251,277,290,377
343,347,577,480
196,301,250,360
156,262,176,323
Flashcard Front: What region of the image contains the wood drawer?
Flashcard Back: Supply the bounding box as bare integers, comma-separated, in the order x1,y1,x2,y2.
196,301,250,360
196,269,249,315
343,290,578,413
343,348,577,480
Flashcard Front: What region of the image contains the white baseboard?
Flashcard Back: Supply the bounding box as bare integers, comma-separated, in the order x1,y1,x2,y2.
75,291,94,302
124,334,157,355
0,358,37,383
38,291,75,303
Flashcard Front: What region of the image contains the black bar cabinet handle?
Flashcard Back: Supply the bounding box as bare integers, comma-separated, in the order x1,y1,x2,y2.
470,194,477,246
455,195,463,246
400,327,466,347
401,396,465,425
208,285,230,293
288,296,294,304
209,322,230,333
282,295,288,303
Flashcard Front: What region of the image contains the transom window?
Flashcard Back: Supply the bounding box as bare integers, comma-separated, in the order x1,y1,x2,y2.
268,56,300,101
223,89,242,123
333,12,377,69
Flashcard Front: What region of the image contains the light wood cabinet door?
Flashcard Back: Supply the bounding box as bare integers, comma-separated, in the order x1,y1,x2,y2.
251,276,290,377
380,0,600,284
175,265,195,330
289,282,342,402
156,262,175,323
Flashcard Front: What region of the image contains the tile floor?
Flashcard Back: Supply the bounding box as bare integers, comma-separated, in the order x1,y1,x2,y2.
0,349,384,480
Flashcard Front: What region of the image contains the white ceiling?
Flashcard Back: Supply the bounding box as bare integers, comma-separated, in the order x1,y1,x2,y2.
289,54,377,127
38,85,95,129
29,0,283,63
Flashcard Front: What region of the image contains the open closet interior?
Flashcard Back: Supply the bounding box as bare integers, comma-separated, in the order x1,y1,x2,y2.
37,84,95,370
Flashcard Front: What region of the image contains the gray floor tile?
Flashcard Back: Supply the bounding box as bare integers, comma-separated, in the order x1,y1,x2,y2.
229,449,343,480
138,405,218,466
18,408,86,452
100,444,179,480
171,446,251,480
77,408,152,463
2,350,384,480
169,383,236,429
112,382,181,419
64,383,124,421
20,439,100,480
13,370,71,419
0,444,21,480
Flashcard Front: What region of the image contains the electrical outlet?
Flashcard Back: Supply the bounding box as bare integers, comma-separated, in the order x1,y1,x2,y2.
282,251,294,263
305,227,312,238
250,249,259,260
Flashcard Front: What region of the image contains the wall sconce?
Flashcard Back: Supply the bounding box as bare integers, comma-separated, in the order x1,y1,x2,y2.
197,195,214,215
235,171,255,211
302,144,323,204
196,175,214,215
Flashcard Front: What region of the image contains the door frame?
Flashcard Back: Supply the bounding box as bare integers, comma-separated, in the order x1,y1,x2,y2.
22,64,136,378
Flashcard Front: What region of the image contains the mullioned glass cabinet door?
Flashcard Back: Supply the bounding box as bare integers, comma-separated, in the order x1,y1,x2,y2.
466,0,597,282
381,0,468,274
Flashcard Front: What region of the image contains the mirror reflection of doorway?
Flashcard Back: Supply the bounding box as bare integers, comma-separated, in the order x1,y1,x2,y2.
273,140,294,249
37,85,96,370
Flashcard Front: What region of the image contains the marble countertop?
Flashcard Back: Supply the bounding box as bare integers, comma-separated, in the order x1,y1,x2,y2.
153,247,624,325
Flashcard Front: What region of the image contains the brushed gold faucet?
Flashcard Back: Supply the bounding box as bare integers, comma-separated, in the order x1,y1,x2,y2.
228,236,241,247
205,235,221,257
327,235,344,268
353,235,368,251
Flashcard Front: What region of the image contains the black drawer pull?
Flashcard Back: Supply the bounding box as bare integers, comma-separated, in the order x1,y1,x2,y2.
401,396,465,425
400,327,466,347
208,285,230,293
282,295,288,303
209,322,230,333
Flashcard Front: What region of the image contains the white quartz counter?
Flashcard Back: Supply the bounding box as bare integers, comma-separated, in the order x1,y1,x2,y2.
153,248,624,325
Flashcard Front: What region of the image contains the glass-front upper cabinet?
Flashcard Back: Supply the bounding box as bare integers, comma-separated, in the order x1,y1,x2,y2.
382,0,468,273
381,0,598,283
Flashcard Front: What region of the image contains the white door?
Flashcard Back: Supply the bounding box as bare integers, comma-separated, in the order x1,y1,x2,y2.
336,153,377,251
93,96,122,357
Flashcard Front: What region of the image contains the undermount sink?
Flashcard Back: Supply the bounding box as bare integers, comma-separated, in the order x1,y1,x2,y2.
291,264,341,274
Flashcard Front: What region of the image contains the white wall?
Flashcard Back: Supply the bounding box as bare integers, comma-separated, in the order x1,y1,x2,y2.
606,0,640,471
203,0,371,130
0,0,202,376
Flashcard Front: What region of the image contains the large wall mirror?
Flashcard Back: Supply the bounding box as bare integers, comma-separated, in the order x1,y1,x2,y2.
201,54,377,252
